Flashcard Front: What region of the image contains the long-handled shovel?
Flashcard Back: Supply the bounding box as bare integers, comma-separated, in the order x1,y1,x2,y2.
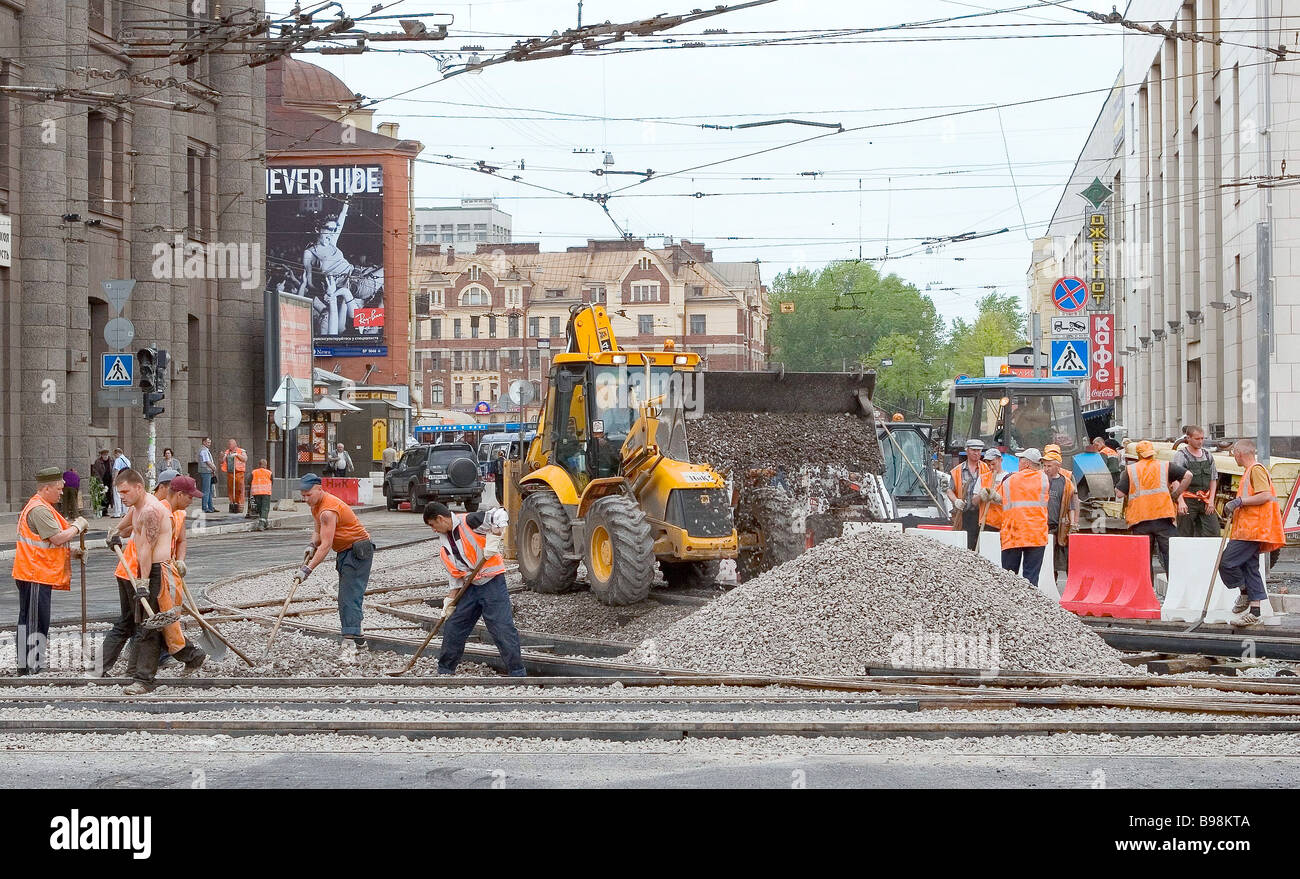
79,531,91,670
386,556,488,677
110,544,182,630
261,547,315,662
1185,510,1234,633
171,568,252,666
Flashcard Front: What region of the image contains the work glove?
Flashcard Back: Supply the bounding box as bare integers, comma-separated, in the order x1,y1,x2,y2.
1225,498,1242,515
106,533,124,552
303,545,316,564
487,507,509,531
70,547,85,561
952,498,967,512
294,565,313,585
72,516,89,534
441,599,457,620
132,578,150,601
172,559,187,578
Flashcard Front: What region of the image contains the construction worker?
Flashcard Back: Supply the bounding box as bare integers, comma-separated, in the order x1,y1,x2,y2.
1043,449,1079,575
1117,440,1187,581
159,476,206,672
220,438,247,513
421,501,524,677
1219,439,1286,626
998,448,1050,584
1175,425,1220,537
977,448,1007,535
102,469,198,694
154,468,178,500
298,473,374,658
590,420,619,479
250,459,274,531
946,439,991,551
12,468,88,675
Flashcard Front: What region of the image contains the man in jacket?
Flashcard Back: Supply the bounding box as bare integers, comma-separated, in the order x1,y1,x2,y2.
1175,425,1220,537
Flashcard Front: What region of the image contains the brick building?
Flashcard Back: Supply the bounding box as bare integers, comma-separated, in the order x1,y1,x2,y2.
410,238,768,422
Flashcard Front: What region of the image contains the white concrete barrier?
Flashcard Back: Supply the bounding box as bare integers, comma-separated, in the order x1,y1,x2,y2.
844,521,903,536
978,531,1059,601
905,526,967,551
357,479,374,505
1161,536,1279,625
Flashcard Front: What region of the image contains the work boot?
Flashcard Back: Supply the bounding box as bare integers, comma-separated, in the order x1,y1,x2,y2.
181,648,208,677
122,680,158,696
1229,609,1261,627
1232,591,1251,614
339,640,359,664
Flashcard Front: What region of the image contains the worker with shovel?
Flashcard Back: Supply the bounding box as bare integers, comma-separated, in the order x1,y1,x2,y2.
422,502,525,677
1218,439,1287,627
100,469,193,694
299,473,373,660
12,467,89,675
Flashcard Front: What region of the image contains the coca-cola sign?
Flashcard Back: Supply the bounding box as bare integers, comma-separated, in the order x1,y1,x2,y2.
1089,313,1117,400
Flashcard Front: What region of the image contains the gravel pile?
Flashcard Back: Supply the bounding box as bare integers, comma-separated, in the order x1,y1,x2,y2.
686,413,883,477
632,530,1132,676
508,592,696,643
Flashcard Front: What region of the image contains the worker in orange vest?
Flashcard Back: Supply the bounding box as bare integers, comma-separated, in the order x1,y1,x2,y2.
946,438,991,551
998,448,1050,583
12,467,88,675
299,473,374,660
250,459,274,531
1118,440,1187,582
219,438,248,513
1043,449,1079,575
976,448,1008,534
1219,439,1287,627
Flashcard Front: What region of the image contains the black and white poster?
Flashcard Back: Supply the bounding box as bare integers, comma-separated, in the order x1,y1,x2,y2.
265,164,386,357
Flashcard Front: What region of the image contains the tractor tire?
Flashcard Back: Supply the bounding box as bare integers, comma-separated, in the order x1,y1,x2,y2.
660,559,720,590
585,495,656,606
736,486,803,583
516,491,581,594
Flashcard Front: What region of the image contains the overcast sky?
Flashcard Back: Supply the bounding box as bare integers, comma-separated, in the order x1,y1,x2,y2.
267,0,1128,323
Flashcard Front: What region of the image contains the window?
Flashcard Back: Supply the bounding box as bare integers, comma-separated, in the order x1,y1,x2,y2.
432,289,444,307
689,314,706,335
637,256,652,270
89,0,114,35
453,319,462,339
508,350,521,369
549,316,562,338
430,352,441,370
506,286,522,308
471,350,482,370
468,265,481,281
460,285,490,307
455,384,464,404
0,63,8,191
415,291,431,315
187,315,202,429
588,286,607,303
529,349,540,369
414,320,423,342
630,284,658,302
508,315,520,338
528,316,539,337
431,318,441,339
88,111,124,217
90,298,110,427
185,144,211,236
546,288,568,299
690,285,705,298
488,349,498,369
488,315,497,338
638,315,654,336
472,383,481,402
453,351,463,370
431,384,444,405
470,316,480,339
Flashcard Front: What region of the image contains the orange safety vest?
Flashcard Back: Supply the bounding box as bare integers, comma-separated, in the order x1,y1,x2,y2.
1230,463,1286,553
984,470,1007,529
1098,446,1118,458
950,460,992,518
251,468,273,496
439,515,507,584
1124,459,1178,525
12,494,71,590
310,490,371,552
999,469,1050,550
220,447,247,473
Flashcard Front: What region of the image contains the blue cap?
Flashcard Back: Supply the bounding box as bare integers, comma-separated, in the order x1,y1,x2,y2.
299,473,322,490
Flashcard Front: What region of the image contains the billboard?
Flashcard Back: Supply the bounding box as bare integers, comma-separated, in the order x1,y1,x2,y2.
279,291,313,402
1089,313,1116,401
265,164,386,357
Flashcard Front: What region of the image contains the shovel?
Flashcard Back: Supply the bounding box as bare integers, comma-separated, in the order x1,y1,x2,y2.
110,544,182,630
1184,509,1234,633
169,565,252,666
386,556,488,677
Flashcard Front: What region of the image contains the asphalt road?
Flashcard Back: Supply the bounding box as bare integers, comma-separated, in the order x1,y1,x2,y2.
5,750,1300,788
0,509,441,626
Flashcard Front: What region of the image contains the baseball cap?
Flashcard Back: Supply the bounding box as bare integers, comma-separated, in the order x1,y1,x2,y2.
169,475,202,498
157,468,179,484
964,438,986,451
1043,450,1063,463
1020,448,1043,464
1044,443,1061,455
299,473,322,490
982,448,1003,460
1135,440,1156,458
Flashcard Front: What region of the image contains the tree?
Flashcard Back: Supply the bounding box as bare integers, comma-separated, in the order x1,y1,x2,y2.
866,333,946,417
945,291,1027,379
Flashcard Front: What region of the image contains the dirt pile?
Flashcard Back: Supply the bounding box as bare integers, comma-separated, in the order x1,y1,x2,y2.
686,412,883,477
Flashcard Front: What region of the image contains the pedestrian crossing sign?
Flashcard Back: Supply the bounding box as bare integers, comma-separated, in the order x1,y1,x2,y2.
1049,339,1089,378
102,353,134,388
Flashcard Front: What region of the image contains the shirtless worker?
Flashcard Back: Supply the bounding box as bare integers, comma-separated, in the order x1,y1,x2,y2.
100,469,204,693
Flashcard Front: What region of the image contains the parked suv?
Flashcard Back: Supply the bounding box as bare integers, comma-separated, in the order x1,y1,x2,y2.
384,443,483,512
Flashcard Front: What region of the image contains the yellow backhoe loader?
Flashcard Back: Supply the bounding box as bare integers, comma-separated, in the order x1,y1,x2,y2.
514,304,737,605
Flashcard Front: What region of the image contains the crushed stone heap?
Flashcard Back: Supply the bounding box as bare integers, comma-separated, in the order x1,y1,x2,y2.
685,412,883,479
632,530,1132,676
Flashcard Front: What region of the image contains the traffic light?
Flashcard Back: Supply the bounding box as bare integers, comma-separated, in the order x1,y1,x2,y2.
137,346,166,420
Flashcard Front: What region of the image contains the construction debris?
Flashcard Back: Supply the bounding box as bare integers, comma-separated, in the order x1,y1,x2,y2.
508,591,697,643
632,530,1134,676
686,412,883,479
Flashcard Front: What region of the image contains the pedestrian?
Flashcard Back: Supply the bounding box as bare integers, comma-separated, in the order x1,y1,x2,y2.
60,469,81,521
298,473,374,659
1043,449,1079,575
1175,425,1221,537
220,438,247,513
12,468,88,675
977,448,1007,534
327,443,353,477
91,449,114,517
421,501,524,677
251,459,273,531
1117,440,1186,582
998,447,1050,584
197,436,217,514
160,447,181,474
382,442,398,475
946,438,991,551
109,448,131,517
101,468,197,693
1218,439,1287,627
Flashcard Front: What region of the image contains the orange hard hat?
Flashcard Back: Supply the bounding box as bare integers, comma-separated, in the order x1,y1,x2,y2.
891,413,904,422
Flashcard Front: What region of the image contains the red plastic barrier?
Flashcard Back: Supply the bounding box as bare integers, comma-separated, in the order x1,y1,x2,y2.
322,477,359,505
1060,533,1161,619
916,524,953,531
